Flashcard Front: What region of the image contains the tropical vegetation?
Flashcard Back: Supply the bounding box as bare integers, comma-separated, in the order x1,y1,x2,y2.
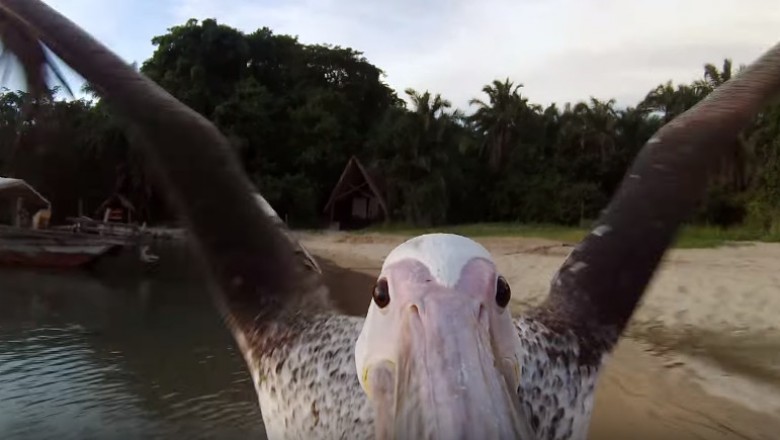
1,19,779,233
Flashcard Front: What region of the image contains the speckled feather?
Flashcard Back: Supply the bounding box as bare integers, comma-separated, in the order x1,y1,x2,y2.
513,317,601,440
225,229,602,439
238,312,601,440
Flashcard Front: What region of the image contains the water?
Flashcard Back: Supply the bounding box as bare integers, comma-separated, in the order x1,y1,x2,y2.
0,253,267,440
4,239,778,440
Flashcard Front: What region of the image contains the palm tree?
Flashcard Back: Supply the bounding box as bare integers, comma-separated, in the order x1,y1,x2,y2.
394,88,458,225
639,81,705,123
557,98,618,167
703,58,733,88
696,58,752,192
468,78,529,172
405,88,452,129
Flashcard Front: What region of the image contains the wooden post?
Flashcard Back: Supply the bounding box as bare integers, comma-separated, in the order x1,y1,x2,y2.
14,197,22,227
78,198,84,217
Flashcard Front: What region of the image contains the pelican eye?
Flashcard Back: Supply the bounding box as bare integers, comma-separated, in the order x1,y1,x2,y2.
372,279,390,308
495,275,511,308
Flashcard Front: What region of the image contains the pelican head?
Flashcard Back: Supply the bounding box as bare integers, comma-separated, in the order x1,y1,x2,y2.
355,233,530,439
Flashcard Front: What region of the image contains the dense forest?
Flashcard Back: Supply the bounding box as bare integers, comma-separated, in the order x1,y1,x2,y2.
1,18,779,231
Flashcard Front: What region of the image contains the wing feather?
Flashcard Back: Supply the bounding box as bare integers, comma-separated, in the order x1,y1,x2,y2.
529,41,780,365
0,0,332,353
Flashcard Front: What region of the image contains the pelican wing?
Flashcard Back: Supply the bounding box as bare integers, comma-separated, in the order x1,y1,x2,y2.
0,0,333,347
528,41,780,365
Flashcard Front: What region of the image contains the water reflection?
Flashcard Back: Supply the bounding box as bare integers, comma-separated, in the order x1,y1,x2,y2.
0,258,266,439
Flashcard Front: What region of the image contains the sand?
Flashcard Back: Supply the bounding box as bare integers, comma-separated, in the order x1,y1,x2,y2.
301,231,780,440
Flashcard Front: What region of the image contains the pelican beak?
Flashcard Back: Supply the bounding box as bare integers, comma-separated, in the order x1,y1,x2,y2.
366,290,531,440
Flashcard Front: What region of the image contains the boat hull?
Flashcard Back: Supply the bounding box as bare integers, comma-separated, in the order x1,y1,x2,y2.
0,243,117,269
0,225,123,269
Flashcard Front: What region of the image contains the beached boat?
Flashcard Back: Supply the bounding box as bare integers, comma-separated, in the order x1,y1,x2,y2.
0,237,117,268
0,225,124,269
0,177,124,269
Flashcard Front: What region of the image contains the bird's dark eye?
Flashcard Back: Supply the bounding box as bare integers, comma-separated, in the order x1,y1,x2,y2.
495,276,511,308
372,279,390,308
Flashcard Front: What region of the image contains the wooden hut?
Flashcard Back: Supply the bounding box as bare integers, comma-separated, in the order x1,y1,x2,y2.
95,193,136,224
324,156,388,230
0,177,51,229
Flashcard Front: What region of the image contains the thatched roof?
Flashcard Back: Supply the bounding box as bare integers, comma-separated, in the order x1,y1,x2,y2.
324,156,388,217
0,177,50,211
96,193,136,213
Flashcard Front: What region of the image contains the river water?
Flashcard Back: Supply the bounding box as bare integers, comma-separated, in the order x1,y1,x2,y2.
0,246,267,440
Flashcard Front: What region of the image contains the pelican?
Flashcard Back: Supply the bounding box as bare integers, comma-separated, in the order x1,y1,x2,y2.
2,1,780,438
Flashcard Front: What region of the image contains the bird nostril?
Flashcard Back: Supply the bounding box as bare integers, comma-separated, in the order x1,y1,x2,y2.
477,304,485,322
409,304,420,315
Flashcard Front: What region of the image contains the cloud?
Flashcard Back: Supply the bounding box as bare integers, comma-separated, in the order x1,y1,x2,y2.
169,0,780,110
9,0,780,111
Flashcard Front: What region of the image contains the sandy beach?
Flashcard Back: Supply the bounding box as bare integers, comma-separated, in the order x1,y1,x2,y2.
301,231,780,440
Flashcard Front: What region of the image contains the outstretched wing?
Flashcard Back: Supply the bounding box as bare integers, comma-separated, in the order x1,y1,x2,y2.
0,0,333,355
508,44,780,440
528,41,780,366
254,193,324,275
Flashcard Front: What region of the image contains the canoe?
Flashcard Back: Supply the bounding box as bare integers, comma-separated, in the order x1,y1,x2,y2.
0,226,122,269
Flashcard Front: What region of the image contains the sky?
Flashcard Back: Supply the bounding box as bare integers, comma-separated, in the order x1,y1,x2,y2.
23,0,780,111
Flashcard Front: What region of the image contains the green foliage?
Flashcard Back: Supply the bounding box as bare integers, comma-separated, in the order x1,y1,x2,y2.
743,104,780,232
1,20,779,235
366,90,462,226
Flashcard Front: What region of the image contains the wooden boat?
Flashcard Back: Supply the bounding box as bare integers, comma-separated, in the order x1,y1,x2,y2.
0,240,116,268
0,177,131,269
0,226,124,269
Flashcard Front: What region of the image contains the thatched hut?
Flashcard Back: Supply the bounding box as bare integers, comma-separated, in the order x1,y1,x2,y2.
0,177,51,229
95,193,136,223
323,156,388,230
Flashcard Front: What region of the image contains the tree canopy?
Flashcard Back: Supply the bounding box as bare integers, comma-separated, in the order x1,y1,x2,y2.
1,18,779,231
